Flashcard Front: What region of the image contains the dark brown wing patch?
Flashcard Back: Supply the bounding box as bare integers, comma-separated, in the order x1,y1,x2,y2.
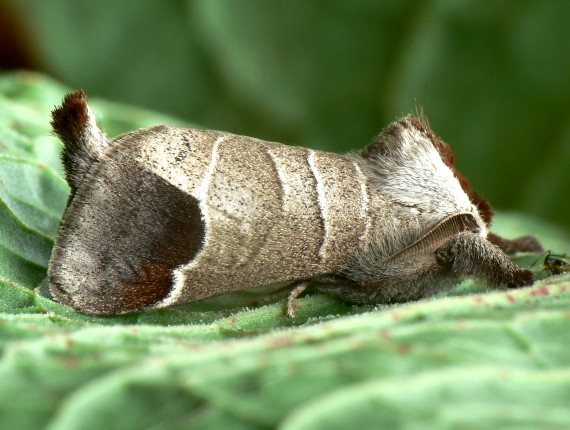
51,90,89,146
49,151,205,315
99,163,205,313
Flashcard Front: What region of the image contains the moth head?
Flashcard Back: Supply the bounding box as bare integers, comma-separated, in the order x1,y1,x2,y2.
361,115,493,228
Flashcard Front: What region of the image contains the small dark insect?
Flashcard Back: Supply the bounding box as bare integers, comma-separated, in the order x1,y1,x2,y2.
543,251,570,275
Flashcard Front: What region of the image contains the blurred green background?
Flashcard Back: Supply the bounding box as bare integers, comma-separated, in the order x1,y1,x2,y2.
2,0,569,230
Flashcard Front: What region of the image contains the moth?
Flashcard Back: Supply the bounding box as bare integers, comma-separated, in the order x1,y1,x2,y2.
48,90,542,316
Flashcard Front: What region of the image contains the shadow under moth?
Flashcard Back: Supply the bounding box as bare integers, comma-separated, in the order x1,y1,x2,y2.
48,91,542,316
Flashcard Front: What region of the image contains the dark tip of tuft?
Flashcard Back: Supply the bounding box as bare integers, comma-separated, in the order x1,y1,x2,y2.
51,90,112,194
50,90,89,144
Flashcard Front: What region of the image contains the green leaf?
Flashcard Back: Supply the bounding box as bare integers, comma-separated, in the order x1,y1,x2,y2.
282,368,570,430
0,72,569,429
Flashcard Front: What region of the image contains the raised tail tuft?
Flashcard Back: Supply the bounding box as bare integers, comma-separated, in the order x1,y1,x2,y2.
51,90,111,193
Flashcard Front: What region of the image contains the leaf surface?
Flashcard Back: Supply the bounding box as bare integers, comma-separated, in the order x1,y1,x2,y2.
0,73,568,430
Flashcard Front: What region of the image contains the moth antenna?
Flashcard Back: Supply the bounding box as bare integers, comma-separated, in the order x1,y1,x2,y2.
51,90,112,193
530,250,550,268
286,281,310,318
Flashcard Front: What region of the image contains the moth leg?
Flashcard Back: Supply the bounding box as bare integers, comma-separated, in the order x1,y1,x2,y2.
287,282,310,318
246,283,295,308
436,232,534,287
487,232,543,254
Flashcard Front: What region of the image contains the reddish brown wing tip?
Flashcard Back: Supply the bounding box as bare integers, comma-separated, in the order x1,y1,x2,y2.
51,90,89,143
